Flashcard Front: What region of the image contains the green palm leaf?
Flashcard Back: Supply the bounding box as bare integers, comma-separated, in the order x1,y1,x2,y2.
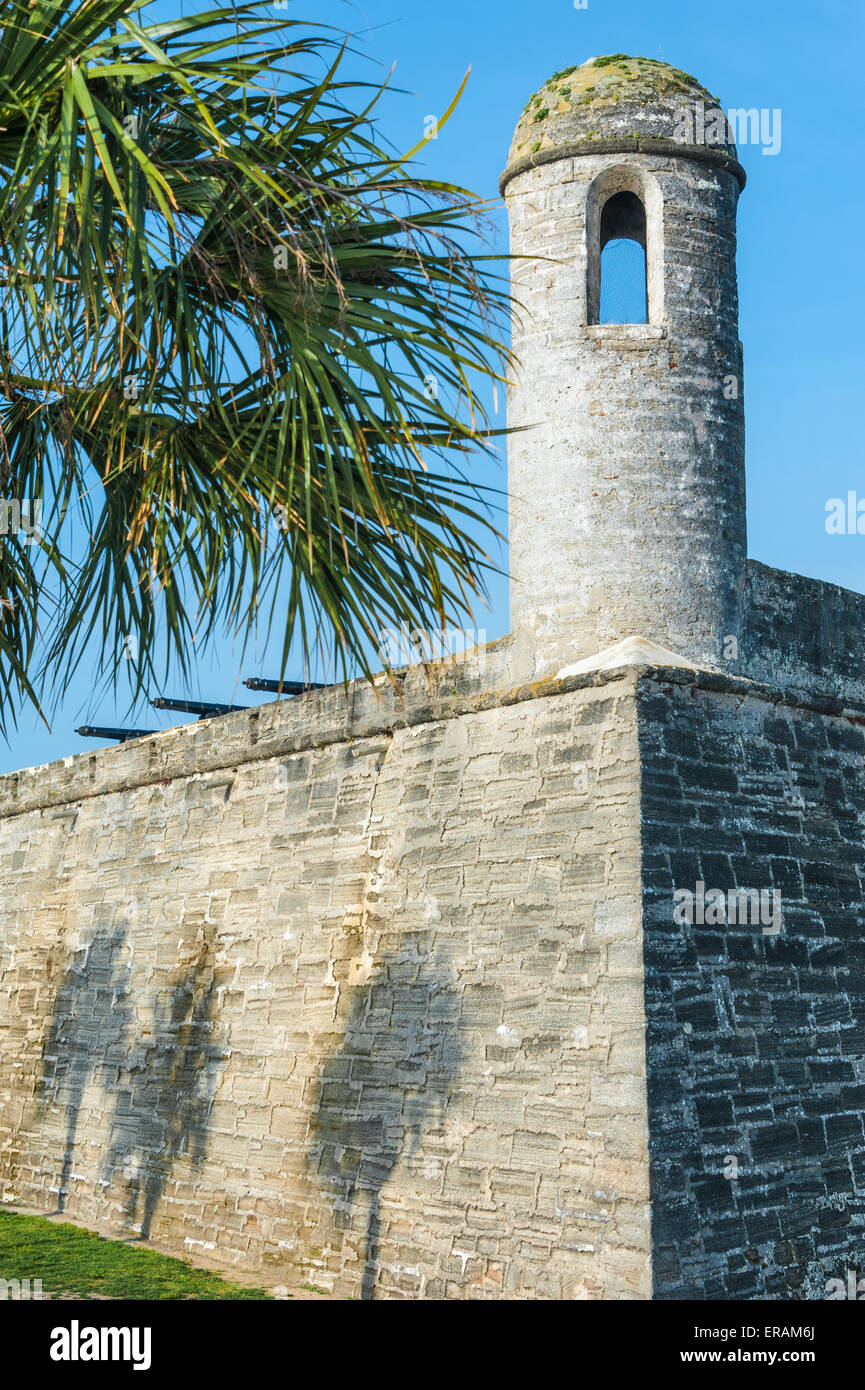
0,0,512,729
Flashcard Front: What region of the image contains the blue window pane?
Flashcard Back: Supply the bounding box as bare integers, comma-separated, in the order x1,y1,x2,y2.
599,237,647,324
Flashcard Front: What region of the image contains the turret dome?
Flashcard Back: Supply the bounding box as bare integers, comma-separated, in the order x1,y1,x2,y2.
501,55,744,193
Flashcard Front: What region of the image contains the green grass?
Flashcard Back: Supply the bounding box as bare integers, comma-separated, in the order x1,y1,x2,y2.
0,1211,274,1300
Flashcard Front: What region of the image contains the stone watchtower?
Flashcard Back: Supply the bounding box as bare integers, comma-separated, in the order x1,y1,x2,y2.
502,57,748,679
5,54,865,1305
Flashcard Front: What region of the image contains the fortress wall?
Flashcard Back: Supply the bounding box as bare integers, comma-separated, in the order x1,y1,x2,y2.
0,670,651,1300
743,560,865,703
639,674,865,1299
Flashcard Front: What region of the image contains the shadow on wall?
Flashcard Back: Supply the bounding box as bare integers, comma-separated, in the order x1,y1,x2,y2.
39,921,223,1237
307,939,463,1299
101,923,221,1239
38,924,134,1213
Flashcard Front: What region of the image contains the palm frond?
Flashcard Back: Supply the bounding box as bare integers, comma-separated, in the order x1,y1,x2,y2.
0,0,513,728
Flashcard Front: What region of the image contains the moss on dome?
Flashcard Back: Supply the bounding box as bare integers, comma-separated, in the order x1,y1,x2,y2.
507,54,732,178
521,55,719,115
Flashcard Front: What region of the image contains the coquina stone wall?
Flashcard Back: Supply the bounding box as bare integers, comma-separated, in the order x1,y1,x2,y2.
640,673,865,1299
743,560,865,705
0,667,651,1300
3,658,864,1299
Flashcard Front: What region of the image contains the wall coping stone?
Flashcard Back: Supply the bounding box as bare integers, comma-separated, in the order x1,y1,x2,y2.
2,659,865,820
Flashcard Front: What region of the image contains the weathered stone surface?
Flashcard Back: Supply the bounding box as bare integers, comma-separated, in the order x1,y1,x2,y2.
503,57,739,185
640,675,865,1300
2,657,865,1299
0,671,650,1300
504,60,746,681
743,561,865,704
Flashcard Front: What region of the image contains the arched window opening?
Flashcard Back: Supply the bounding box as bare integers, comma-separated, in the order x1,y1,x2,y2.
598,191,648,325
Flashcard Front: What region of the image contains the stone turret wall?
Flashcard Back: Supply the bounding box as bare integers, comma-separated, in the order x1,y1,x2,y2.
505,149,746,680
503,57,748,680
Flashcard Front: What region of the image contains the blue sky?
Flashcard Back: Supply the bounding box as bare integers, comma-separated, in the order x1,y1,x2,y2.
4,0,864,773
